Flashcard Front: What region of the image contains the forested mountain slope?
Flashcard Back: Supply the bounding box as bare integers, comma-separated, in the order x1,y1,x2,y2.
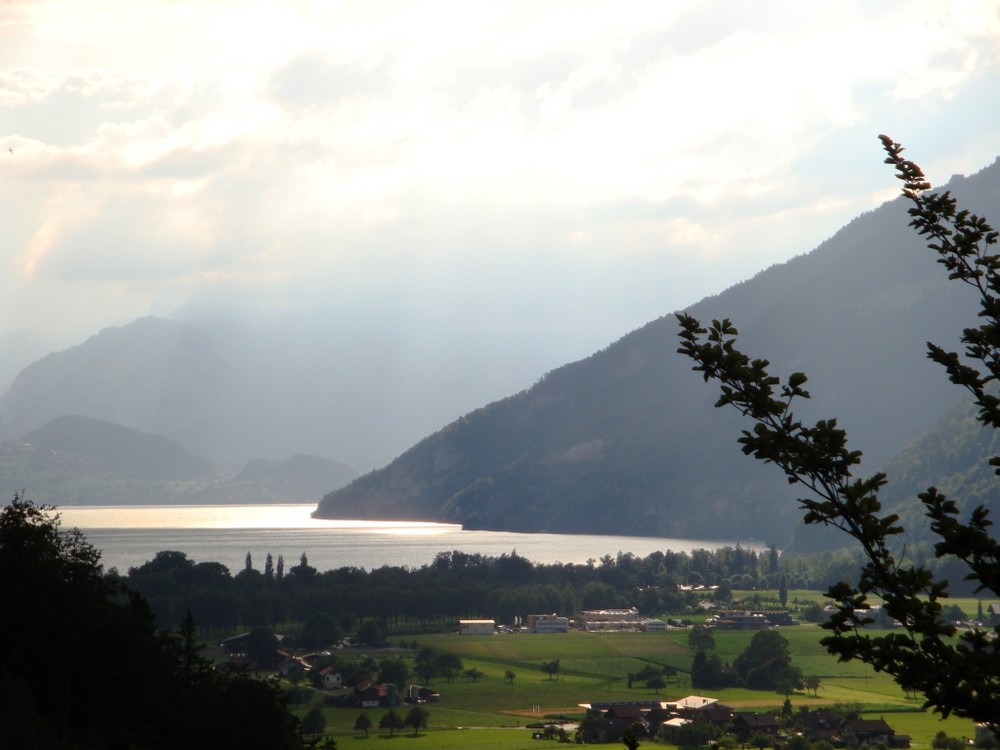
316,158,1000,546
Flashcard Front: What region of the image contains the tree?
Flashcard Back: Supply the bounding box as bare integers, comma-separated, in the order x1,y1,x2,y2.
0,495,305,749
414,646,439,682
246,626,280,667
688,623,716,653
301,706,325,738
541,659,560,680
645,675,666,693
303,612,342,650
354,712,372,737
403,705,429,736
675,714,720,748
464,667,485,682
933,731,966,750
290,552,317,583
435,651,463,683
635,663,662,682
504,669,516,689
691,650,732,690
804,675,821,697
733,630,799,690
677,135,1000,729
377,657,410,687
356,619,383,646
379,708,403,737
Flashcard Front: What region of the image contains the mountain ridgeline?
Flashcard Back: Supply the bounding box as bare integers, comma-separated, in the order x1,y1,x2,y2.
315,158,1000,547
1,157,998,542
0,415,357,505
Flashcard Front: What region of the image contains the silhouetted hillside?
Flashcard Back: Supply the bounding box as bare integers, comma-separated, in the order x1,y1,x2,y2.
0,416,356,505
22,414,213,479
196,454,357,503
315,158,1000,546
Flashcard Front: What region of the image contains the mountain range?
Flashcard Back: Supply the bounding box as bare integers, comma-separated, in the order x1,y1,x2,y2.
1,156,998,546
0,415,356,505
315,157,1000,547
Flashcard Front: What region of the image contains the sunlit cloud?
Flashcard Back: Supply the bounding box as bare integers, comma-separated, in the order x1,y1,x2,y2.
1,0,999,364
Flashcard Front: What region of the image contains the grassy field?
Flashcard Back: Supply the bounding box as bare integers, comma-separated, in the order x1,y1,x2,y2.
282,623,979,747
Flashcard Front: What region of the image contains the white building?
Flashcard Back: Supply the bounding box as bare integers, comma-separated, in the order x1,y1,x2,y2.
459,619,495,635
526,614,570,633
578,607,641,631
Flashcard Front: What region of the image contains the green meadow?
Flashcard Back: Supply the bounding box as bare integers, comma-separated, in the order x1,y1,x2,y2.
289,623,979,747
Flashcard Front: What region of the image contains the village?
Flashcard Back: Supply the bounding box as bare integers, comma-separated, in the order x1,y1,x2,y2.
213,607,940,747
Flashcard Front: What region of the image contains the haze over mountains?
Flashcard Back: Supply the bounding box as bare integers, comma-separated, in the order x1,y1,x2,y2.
316,157,1000,547
1,156,998,545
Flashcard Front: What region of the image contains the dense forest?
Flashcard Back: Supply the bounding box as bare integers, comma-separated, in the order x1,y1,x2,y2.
0,497,307,749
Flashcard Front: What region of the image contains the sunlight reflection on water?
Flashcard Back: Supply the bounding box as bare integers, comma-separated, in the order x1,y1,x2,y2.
58,504,462,532
56,503,763,573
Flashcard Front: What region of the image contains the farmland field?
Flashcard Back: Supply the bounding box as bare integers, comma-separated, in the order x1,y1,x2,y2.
286,623,979,747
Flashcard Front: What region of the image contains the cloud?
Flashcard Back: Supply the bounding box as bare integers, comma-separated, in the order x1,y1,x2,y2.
1,0,999,364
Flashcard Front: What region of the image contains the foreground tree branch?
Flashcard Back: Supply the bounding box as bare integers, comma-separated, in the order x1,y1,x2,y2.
676,135,1000,730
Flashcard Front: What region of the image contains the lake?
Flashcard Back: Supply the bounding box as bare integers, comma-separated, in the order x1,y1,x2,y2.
56,504,766,574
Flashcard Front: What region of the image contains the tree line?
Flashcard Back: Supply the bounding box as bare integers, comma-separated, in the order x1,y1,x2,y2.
119,540,920,637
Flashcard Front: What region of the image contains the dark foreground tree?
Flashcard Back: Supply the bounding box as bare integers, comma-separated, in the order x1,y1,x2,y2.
677,136,1000,730
0,494,304,748
301,705,326,737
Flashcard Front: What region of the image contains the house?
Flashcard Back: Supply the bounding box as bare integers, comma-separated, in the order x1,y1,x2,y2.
795,707,841,743
659,716,692,743
701,705,736,729
318,666,342,689
577,607,640,631
526,613,570,633
707,611,772,630
666,695,719,715
732,711,780,740
351,680,400,708
459,619,495,635
581,697,729,744
843,717,909,747
605,705,647,723
276,654,311,677
353,680,381,708
407,684,440,703
218,630,284,653
641,618,667,632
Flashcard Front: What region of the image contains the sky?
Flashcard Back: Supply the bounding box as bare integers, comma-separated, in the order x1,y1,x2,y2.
2,1,1000,389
